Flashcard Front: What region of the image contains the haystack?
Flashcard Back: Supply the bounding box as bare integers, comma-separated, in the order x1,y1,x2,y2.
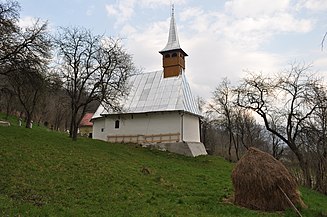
232,147,306,211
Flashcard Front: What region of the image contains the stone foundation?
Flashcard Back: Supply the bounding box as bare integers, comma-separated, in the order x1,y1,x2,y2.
143,141,207,157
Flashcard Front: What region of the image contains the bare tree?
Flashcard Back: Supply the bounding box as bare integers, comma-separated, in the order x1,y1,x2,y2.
0,0,20,69
234,108,265,152
8,66,47,128
299,83,327,194
209,78,236,161
54,27,135,140
0,0,51,128
236,63,319,187
46,75,70,130
0,85,15,118
0,1,49,77
208,78,269,161
267,119,284,159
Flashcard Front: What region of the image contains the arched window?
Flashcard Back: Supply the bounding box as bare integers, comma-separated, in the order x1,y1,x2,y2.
165,54,170,58
172,53,177,57
115,120,120,129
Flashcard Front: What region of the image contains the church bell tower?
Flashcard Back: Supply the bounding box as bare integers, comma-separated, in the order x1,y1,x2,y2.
159,5,188,78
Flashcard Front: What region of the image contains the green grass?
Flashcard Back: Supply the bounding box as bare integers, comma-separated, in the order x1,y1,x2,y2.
0,114,326,216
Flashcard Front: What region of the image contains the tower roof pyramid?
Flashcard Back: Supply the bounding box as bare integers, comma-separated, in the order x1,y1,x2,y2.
160,5,187,56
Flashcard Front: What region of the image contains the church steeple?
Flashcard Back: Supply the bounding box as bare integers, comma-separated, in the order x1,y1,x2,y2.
159,5,188,78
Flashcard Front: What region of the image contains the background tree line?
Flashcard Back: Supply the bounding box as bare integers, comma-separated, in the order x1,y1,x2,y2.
203,63,327,195
0,0,135,140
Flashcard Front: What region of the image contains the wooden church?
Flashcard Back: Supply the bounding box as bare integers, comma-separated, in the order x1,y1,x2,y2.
91,8,207,157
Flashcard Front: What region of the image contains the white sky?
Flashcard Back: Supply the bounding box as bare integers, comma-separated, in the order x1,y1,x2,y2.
18,0,327,100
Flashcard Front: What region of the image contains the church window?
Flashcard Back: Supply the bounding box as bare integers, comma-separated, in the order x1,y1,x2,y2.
172,53,177,57
115,120,120,129
165,54,170,58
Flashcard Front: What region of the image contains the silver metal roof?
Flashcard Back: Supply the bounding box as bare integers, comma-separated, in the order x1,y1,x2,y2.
160,7,181,53
92,70,201,119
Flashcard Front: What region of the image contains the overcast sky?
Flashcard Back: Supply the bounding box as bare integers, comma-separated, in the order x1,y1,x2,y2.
18,0,327,100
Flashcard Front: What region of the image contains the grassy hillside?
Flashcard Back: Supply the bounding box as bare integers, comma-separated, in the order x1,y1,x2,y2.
0,114,326,216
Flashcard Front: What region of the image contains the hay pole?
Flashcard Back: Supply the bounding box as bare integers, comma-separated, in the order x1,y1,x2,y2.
277,185,303,217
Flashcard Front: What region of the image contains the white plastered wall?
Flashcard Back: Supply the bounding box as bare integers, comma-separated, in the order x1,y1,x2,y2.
92,112,181,142
92,118,106,141
182,113,201,142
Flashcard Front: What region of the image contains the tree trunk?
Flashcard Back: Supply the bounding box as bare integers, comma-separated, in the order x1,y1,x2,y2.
315,157,327,194
228,132,232,162
72,123,78,141
295,149,312,187
54,110,63,131
300,160,312,187
5,94,13,120
234,135,240,161
25,112,32,129
69,109,76,138
286,139,312,187
70,106,81,141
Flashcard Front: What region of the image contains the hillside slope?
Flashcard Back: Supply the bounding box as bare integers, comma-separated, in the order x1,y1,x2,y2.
0,116,326,216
